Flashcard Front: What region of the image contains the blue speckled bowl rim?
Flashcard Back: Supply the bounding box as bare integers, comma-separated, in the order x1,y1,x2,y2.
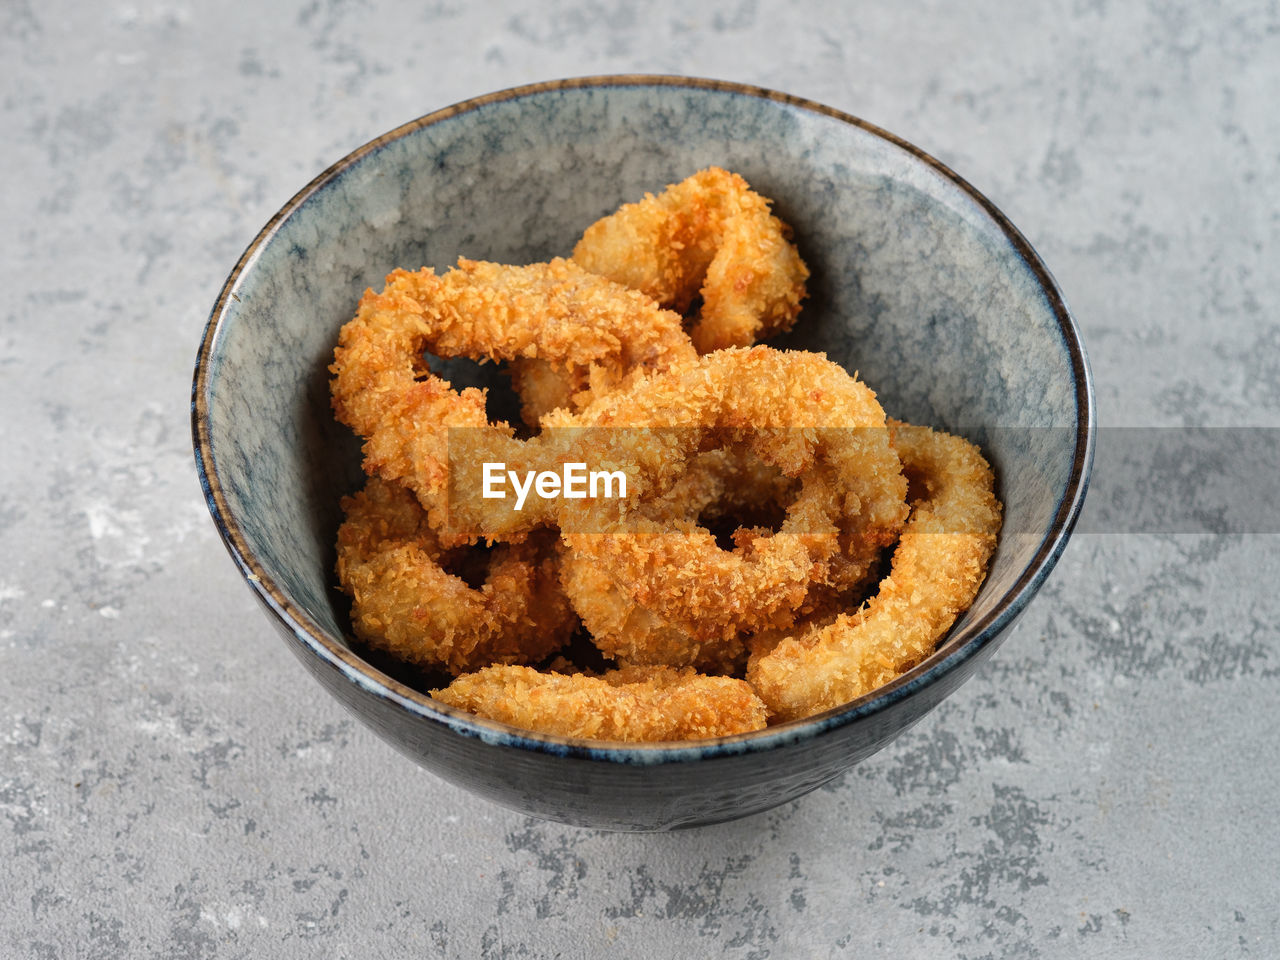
192,75,1095,766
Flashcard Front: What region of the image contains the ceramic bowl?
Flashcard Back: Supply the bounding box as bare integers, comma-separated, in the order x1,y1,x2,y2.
192,77,1094,831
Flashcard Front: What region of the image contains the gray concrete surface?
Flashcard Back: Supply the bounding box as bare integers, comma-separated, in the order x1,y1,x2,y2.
3,1,1277,956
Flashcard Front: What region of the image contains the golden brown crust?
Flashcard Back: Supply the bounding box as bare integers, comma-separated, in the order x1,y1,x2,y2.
329,171,1001,742
572,167,809,352
550,347,908,669
431,664,768,741
330,257,695,540
746,422,1002,721
336,477,577,674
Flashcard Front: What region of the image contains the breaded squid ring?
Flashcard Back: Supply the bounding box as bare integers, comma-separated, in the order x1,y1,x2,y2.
330,257,695,540
431,664,767,741
547,347,909,670
336,477,577,675
572,167,810,353
745,422,1002,721
555,447,805,675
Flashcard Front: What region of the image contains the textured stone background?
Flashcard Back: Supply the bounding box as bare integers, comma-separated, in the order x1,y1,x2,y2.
3,1,1277,956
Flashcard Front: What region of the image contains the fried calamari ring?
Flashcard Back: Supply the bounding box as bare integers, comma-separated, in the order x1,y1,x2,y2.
336,477,577,674
330,257,695,540
573,167,809,353
745,421,1002,721
556,447,801,675
431,664,767,741
547,347,909,670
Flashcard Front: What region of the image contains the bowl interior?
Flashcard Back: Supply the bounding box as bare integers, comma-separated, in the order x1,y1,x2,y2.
198,79,1086,733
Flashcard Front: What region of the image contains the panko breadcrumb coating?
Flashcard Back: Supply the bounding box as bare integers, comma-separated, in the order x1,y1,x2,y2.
330,257,695,541
330,170,1003,742
573,167,809,353
548,347,908,670
746,422,1002,721
432,664,768,741
336,477,577,674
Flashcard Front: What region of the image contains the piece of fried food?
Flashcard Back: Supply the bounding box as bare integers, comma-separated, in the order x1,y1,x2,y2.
547,346,908,670
431,664,768,741
552,444,802,674
746,421,1002,721
336,477,577,674
330,257,695,540
572,167,809,352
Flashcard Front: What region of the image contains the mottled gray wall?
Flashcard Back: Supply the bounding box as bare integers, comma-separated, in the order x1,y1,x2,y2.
3,1,1277,957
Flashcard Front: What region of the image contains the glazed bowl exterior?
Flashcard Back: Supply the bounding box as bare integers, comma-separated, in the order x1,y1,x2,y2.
193,76,1093,831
